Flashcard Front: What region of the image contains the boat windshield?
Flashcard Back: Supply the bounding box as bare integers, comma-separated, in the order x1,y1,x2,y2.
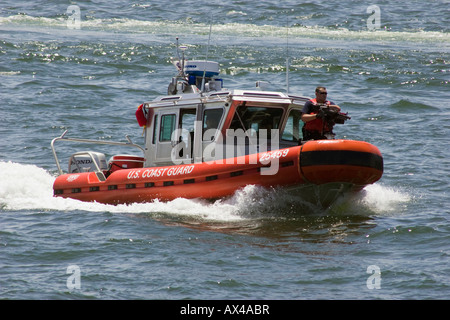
229,105,283,134
203,108,223,132
282,109,303,142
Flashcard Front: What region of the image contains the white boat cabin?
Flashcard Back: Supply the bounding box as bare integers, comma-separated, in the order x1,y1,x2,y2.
141,60,309,167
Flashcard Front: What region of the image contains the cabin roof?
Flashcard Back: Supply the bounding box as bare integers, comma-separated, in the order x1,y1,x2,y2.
144,89,309,109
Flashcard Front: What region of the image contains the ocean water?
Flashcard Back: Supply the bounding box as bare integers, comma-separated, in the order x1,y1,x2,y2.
0,0,449,301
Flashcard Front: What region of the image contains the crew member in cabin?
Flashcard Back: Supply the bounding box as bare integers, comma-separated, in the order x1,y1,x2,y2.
301,86,341,140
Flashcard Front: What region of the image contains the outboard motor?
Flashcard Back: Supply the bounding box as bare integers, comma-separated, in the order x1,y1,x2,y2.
68,151,108,173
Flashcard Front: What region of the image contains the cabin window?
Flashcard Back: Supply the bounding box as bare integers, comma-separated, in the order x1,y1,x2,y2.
203,108,223,140
180,109,196,143
181,109,196,133
178,109,197,158
229,105,283,135
159,114,176,142
282,109,303,142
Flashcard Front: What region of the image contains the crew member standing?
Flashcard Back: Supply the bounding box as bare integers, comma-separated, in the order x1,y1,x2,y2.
301,86,341,140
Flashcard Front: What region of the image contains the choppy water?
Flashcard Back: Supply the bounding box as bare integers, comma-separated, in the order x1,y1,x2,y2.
0,0,449,301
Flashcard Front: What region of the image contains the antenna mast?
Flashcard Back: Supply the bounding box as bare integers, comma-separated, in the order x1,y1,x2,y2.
201,16,213,93
176,37,180,61
285,9,290,94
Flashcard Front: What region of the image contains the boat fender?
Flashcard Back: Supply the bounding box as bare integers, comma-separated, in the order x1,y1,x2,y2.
135,104,147,127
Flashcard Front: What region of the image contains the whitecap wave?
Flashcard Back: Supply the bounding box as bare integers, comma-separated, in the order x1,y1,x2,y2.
1,14,447,44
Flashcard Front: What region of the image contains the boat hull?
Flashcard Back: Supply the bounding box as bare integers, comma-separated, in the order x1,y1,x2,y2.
53,140,383,206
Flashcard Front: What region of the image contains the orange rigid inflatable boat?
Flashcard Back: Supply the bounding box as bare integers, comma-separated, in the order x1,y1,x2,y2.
53,141,382,206
51,49,383,208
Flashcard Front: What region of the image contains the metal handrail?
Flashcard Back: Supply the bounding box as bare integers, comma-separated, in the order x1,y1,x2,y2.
51,130,145,175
